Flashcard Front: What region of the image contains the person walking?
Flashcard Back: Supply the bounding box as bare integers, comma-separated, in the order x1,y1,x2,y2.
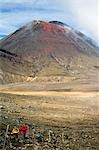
11,126,19,141
19,124,28,139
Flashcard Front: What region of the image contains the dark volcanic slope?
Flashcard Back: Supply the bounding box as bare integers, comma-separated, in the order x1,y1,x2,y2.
0,20,99,84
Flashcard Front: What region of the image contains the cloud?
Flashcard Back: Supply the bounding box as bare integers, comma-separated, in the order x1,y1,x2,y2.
56,0,98,43
0,0,98,45
0,0,30,3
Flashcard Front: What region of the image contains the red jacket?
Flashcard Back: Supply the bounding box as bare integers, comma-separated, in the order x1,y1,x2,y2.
19,125,28,135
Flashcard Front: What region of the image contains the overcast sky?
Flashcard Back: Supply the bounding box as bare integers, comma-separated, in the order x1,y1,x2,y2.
0,0,98,45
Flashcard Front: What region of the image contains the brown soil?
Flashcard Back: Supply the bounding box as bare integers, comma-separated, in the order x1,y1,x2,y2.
0,82,99,149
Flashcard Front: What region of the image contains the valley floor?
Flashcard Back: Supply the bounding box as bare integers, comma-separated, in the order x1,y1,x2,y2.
0,82,99,149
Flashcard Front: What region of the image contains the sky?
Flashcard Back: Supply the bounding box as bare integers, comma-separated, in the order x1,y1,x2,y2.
0,0,98,45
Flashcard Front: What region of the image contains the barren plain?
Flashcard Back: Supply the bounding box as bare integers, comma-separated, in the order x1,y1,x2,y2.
0,81,99,150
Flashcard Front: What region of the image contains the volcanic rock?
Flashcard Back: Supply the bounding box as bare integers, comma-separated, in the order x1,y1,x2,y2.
0,20,99,84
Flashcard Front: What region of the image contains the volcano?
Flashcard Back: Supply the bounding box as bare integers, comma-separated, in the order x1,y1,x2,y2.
0,20,99,84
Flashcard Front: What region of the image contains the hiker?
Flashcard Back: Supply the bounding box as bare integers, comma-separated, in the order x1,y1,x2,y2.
11,126,19,141
19,124,28,139
35,132,44,142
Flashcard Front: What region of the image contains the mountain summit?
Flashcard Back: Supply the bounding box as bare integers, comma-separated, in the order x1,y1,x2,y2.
0,20,99,84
